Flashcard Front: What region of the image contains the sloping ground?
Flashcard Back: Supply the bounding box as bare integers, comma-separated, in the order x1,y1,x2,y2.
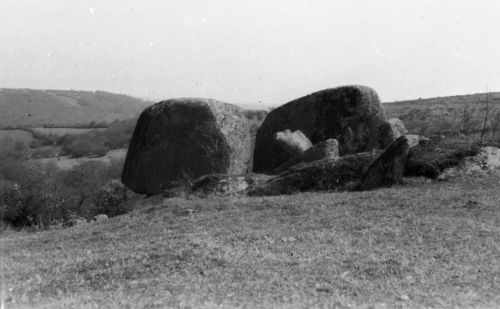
384,92,500,135
2,173,500,308
0,89,151,127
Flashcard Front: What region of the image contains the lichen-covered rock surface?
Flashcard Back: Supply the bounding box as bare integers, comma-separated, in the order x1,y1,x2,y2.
274,129,312,157
404,137,483,179
122,98,251,195
249,151,382,196
357,136,411,191
253,85,388,173
274,138,340,174
440,146,500,179
190,173,272,196
378,118,408,148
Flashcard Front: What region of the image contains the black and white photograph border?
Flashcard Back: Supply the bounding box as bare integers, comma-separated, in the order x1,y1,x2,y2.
1,1,500,308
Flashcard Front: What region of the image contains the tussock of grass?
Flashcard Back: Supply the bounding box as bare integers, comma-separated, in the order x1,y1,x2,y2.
2,173,500,308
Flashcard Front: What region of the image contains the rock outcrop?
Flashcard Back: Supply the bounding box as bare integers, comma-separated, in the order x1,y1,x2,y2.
122,98,251,195
357,136,411,190
274,138,340,174
94,214,109,222
253,85,388,173
440,146,500,178
404,137,482,179
249,151,382,196
190,173,272,196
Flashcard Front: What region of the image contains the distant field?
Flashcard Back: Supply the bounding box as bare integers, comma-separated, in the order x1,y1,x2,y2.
37,148,127,170
32,127,107,136
0,88,151,127
384,92,500,135
0,129,35,144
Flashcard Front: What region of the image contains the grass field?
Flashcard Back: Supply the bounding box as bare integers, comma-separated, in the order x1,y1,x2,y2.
36,149,127,170
31,128,107,137
1,172,500,308
0,129,35,145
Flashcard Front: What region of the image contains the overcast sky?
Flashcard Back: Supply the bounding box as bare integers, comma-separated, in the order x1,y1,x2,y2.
1,0,499,106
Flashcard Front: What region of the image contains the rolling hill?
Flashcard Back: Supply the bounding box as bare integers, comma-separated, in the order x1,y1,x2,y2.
2,88,500,138
0,89,153,128
384,92,500,135
243,91,500,138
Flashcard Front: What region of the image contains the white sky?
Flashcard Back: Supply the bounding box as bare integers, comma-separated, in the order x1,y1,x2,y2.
1,0,499,107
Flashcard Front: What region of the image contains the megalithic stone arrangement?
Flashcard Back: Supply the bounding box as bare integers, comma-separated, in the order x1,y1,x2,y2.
122,98,251,195
253,85,392,174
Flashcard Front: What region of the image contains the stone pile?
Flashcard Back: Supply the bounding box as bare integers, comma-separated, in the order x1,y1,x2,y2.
122,85,500,197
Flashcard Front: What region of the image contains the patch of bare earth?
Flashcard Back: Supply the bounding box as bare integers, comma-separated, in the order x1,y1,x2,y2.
1,172,500,308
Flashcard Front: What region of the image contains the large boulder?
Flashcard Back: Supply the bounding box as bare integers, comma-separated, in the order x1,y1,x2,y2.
122,98,251,195
253,85,388,173
249,150,382,196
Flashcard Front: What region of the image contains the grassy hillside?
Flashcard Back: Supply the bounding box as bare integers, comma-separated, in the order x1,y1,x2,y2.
0,89,152,128
2,172,500,308
240,92,500,139
384,92,500,136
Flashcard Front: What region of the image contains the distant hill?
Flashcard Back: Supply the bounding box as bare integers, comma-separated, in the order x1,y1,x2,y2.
384,92,500,135
0,89,153,128
3,88,499,138
241,92,500,138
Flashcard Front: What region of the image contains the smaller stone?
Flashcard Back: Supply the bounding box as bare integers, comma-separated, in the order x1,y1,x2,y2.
379,118,408,148
94,214,109,222
190,173,272,196
301,139,340,162
274,139,340,174
66,218,88,227
274,129,312,157
398,295,410,301
405,134,430,148
358,136,411,191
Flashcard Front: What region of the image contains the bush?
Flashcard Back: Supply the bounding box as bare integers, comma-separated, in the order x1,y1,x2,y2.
0,148,137,229
0,161,68,228
91,180,136,217
61,133,110,157
30,146,62,159
56,118,136,158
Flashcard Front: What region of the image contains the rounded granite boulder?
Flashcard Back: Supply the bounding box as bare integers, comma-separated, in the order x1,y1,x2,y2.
253,85,388,173
122,98,251,195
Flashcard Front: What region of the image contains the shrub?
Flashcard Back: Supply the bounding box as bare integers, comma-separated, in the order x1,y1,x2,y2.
56,118,136,157
61,133,110,157
30,146,62,159
91,180,136,217
0,153,137,229
0,162,68,228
